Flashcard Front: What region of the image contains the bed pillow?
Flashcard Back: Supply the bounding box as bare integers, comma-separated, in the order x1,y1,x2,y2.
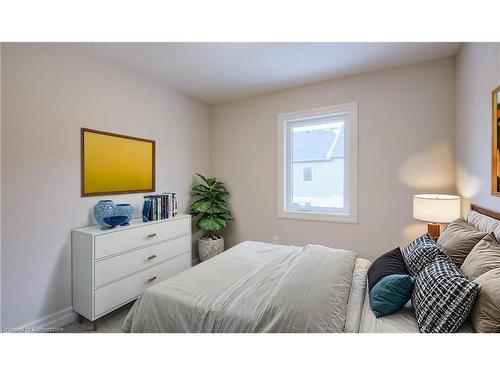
412,255,479,333
437,218,487,267
467,210,499,234
369,274,414,317
470,268,500,333
460,233,500,280
401,233,443,276
367,247,409,291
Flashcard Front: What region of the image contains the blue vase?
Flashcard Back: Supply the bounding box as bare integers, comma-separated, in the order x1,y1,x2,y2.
103,215,128,228
114,204,134,225
93,200,116,227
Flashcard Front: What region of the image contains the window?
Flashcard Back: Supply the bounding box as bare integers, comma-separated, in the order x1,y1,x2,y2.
303,167,312,182
277,103,358,223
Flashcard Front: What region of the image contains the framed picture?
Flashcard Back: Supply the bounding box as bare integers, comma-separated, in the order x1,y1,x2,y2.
493,87,500,197
81,128,155,197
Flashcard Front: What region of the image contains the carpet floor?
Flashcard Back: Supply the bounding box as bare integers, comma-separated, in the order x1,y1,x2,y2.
62,302,134,333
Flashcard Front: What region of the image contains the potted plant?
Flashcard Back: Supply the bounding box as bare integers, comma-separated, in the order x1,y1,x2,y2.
191,174,233,262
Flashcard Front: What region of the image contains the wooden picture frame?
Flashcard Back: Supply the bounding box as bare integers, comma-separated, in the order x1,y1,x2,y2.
492,86,500,197
81,128,155,197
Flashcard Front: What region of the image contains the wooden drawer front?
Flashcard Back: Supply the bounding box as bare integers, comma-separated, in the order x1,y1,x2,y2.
94,235,190,287
94,253,191,317
94,218,190,259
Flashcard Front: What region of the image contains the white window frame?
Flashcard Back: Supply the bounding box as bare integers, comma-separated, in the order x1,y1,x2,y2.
277,103,358,223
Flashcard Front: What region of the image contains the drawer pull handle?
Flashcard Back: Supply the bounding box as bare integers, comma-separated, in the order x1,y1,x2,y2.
147,233,157,238
147,255,157,261
148,276,157,283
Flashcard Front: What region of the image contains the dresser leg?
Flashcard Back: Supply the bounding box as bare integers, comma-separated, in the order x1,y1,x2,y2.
78,314,84,324
92,320,99,331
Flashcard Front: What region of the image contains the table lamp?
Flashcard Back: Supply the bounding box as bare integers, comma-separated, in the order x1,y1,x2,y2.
413,194,461,240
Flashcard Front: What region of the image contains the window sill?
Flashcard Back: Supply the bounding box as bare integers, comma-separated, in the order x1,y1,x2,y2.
277,209,358,224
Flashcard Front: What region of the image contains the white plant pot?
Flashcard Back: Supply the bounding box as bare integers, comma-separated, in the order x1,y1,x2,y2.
198,237,224,262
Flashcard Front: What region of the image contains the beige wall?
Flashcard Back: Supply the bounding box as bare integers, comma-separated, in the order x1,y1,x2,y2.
0,42,2,328
456,43,500,214
1,43,211,328
211,58,456,261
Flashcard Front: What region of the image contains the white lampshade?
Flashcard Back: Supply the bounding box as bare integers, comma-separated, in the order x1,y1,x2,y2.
413,194,461,223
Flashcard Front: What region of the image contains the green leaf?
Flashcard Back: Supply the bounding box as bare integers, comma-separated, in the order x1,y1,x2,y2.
213,197,228,205
206,206,230,215
206,206,222,214
197,215,226,231
211,181,225,191
196,173,217,187
191,200,212,213
219,213,233,221
192,185,210,195
196,173,209,184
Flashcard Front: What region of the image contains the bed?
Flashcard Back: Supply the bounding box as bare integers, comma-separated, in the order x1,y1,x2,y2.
122,204,500,333
122,241,370,332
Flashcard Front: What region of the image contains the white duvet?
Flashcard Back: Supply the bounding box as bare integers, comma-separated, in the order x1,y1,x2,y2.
122,241,359,333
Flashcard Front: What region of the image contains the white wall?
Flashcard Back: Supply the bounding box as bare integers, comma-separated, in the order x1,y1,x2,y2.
0,42,2,329
455,43,500,214
1,43,211,328
211,58,456,261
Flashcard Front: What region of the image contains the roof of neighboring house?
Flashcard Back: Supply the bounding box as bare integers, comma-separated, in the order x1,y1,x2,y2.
293,128,344,162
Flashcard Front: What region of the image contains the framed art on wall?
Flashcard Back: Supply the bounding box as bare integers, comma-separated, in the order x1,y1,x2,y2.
493,87,500,197
81,128,155,197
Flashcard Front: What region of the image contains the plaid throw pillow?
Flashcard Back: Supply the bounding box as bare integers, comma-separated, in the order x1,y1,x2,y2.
401,233,443,275
412,256,479,333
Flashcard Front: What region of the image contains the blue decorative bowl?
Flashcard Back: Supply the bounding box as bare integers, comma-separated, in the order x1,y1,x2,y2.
93,200,116,227
102,215,128,228
113,204,134,225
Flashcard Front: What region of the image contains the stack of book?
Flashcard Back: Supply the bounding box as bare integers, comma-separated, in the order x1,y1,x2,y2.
142,193,178,222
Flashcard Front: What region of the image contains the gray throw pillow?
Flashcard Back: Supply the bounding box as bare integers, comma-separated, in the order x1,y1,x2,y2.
460,233,500,280
437,218,487,267
470,268,500,333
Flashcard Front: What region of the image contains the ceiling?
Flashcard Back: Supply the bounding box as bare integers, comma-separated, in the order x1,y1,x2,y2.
83,43,462,104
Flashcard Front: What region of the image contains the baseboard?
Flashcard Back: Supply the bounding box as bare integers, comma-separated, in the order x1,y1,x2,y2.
16,306,78,331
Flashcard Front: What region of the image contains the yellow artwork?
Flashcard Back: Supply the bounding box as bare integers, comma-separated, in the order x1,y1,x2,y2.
81,128,155,196
493,87,500,196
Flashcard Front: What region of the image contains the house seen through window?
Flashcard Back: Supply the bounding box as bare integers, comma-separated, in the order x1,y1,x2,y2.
292,120,344,209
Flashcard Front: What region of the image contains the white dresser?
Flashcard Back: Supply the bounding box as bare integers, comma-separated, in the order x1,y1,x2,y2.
72,214,192,329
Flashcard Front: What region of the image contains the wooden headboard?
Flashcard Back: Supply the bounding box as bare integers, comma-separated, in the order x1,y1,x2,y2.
470,204,500,221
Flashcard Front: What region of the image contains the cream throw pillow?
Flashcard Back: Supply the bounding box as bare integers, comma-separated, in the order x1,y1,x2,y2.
470,268,500,333
461,233,500,280
437,218,486,267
